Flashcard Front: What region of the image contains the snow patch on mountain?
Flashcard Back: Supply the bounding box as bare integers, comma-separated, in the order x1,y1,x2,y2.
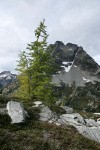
0,71,11,78
6,76,12,80
61,65,71,72
0,71,17,89
83,77,90,82
74,65,77,67
62,62,69,65
0,74,7,78
61,61,74,72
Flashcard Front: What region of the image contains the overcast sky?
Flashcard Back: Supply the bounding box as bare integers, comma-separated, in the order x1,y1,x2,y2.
0,0,100,73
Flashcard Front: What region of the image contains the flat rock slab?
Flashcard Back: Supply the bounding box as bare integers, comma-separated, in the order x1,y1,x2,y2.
77,126,100,143
58,113,85,126
39,106,58,122
60,106,73,113
6,101,27,124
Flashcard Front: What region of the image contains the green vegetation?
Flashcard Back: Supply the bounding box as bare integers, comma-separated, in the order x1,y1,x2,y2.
56,81,100,112
16,20,57,105
0,98,100,150
16,51,31,99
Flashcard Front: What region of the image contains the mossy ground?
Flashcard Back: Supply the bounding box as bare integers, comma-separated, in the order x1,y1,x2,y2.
0,96,100,150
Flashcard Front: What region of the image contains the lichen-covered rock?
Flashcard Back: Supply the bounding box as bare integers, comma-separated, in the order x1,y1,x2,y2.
35,101,100,143
39,106,58,122
77,126,100,143
6,101,28,124
85,119,100,127
58,113,85,126
60,106,73,114
58,114,100,143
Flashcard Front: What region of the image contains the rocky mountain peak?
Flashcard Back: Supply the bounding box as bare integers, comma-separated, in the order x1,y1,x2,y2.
0,71,11,77
49,41,100,86
74,47,99,73
55,41,64,46
0,71,16,79
0,71,17,90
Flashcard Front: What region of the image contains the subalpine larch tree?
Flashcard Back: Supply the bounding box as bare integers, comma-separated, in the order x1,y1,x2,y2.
16,20,57,105
28,20,57,105
16,51,31,99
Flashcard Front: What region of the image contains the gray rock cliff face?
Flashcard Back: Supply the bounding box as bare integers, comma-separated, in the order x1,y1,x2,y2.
48,41,100,86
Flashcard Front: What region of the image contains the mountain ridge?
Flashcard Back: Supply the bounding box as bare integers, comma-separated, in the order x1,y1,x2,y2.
48,41,100,86
0,41,100,95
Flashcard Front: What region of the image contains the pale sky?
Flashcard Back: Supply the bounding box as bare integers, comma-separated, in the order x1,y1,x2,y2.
0,0,100,73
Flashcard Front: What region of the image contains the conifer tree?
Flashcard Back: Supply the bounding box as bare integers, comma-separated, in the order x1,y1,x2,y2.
28,20,56,104
16,20,57,104
16,51,31,99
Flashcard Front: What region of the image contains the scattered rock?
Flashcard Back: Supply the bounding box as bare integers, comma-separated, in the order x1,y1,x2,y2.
56,99,62,106
6,101,28,124
97,118,100,124
39,106,58,122
58,113,85,126
60,106,73,113
33,101,42,107
85,119,99,127
38,102,100,143
77,126,100,143
94,113,100,116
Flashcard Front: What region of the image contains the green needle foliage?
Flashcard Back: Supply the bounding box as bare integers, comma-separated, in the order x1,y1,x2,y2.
16,51,32,99
16,20,57,105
